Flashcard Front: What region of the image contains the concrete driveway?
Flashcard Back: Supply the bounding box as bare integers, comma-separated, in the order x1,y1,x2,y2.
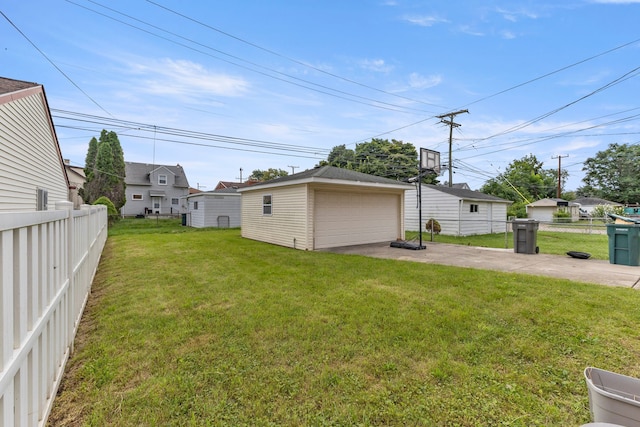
325,241,640,289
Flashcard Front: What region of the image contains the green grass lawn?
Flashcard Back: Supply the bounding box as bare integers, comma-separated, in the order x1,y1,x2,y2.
48,220,640,426
406,230,610,260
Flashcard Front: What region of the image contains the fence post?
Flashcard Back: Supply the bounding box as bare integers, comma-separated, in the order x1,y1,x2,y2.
56,201,74,355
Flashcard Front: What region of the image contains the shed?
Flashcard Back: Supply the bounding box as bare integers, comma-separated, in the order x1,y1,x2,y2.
405,184,512,236
186,187,241,228
238,166,411,250
0,77,70,211
526,198,580,222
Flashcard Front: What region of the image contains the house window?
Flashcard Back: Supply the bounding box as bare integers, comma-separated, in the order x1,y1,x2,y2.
193,201,199,210
36,188,48,211
171,198,179,205
158,174,167,185
470,204,479,213
132,194,143,200
263,195,272,215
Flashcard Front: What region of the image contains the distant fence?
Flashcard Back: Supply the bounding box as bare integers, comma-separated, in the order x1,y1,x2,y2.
0,201,107,427
414,218,608,247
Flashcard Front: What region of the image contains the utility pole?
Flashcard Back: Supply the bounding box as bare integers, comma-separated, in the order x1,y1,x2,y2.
237,168,243,183
288,165,299,174
436,109,469,187
551,154,568,198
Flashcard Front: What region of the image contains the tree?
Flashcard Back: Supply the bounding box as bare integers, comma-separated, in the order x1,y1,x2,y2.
322,139,439,184
578,143,640,204
80,130,126,209
480,154,562,217
249,168,289,181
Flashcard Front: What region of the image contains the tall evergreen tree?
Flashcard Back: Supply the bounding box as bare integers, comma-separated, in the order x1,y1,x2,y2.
80,130,126,209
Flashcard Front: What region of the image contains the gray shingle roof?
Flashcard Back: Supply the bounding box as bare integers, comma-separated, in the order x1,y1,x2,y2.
124,162,189,188
425,184,511,203
250,165,412,187
0,77,39,96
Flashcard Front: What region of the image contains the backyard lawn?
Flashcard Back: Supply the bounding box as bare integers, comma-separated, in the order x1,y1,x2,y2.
48,219,640,426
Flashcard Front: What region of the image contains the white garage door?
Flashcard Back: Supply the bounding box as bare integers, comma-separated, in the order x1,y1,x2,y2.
314,190,400,249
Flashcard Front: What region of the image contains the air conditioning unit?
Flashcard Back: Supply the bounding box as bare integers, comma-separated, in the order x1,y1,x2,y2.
36,188,48,211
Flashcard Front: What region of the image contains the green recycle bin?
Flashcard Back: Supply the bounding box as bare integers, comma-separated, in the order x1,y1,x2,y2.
606,223,640,266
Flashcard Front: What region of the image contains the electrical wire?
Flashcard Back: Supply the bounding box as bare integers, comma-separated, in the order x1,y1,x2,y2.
0,10,112,116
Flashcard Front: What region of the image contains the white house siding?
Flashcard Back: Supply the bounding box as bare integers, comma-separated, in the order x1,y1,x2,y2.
0,88,69,212
241,184,310,249
312,187,402,249
405,186,509,236
189,193,241,228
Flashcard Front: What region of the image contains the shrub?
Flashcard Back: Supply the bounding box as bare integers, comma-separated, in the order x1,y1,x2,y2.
93,196,119,222
553,209,572,223
591,204,625,222
425,218,441,234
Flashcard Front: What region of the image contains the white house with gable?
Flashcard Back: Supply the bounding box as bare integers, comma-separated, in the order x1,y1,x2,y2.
405,184,512,236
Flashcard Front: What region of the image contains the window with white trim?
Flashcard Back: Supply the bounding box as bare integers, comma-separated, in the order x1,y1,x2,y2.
132,194,143,200
470,204,479,213
193,201,199,210
171,198,179,205
263,195,272,215
158,174,167,185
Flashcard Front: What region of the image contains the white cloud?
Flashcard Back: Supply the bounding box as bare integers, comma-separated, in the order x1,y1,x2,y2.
408,72,442,89
360,58,394,73
128,58,249,99
501,30,517,39
458,25,485,37
403,14,449,27
496,7,539,21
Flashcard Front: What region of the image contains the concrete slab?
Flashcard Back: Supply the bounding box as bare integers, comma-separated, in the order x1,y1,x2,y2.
325,242,640,289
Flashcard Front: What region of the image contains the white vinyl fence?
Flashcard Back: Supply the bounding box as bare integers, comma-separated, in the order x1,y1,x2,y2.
0,201,107,427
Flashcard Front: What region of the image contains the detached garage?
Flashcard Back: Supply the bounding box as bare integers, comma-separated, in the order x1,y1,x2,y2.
239,166,411,250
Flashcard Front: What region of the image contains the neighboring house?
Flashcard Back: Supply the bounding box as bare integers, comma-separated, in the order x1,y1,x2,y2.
122,162,190,216
451,183,471,190
64,159,86,209
405,184,512,236
526,198,580,222
186,187,241,228
0,76,70,211
574,197,623,216
215,179,259,190
238,166,412,250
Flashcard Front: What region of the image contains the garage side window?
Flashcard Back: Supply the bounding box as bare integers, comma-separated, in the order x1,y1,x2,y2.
263,195,272,215
469,204,479,213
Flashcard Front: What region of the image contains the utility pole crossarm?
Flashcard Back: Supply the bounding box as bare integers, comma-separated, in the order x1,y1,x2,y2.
435,109,469,187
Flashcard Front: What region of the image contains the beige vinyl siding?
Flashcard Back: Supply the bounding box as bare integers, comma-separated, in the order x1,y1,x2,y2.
241,184,309,249
0,90,68,212
313,189,401,249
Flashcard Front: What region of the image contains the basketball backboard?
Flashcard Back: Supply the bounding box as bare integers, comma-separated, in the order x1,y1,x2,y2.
420,148,441,174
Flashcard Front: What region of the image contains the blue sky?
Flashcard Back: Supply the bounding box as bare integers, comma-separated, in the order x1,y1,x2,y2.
2,1,639,191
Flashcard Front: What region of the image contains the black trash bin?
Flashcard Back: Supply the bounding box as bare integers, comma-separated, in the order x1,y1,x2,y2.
181,213,187,226
512,219,539,254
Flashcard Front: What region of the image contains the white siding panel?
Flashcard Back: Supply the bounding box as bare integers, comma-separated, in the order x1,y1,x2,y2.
241,185,309,249
189,194,241,228
0,92,68,212
314,190,400,249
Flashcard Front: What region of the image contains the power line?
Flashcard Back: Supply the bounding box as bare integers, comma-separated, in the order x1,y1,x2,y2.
0,10,112,116
144,0,448,110
65,0,436,115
